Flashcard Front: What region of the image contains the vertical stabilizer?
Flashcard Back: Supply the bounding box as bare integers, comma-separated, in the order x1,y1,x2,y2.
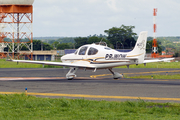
127,31,148,64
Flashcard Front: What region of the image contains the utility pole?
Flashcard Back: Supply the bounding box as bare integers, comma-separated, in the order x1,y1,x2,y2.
151,8,159,58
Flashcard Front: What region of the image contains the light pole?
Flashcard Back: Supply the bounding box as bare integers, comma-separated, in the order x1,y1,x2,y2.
147,43,151,53
73,43,76,49
164,41,166,52
41,41,43,51
121,43,124,52
116,41,118,49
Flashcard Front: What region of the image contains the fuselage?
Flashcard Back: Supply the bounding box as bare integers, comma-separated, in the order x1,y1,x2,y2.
61,43,136,69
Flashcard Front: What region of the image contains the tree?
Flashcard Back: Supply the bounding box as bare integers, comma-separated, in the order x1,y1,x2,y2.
87,36,101,44
74,37,88,48
43,42,52,50
33,40,42,50
68,42,76,49
51,41,60,50
33,40,52,50
58,37,75,43
147,37,153,41
174,52,180,57
57,43,70,50
146,40,162,54
104,25,137,49
146,41,152,53
87,36,112,47
20,44,28,51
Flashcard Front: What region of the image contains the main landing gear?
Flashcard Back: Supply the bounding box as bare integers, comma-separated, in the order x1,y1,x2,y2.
66,67,78,80
66,67,123,80
108,69,123,79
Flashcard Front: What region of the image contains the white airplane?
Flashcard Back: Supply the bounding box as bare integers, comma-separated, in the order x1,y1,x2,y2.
8,31,174,80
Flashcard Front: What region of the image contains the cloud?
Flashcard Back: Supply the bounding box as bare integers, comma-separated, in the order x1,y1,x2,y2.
106,0,119,12
32,0,180,37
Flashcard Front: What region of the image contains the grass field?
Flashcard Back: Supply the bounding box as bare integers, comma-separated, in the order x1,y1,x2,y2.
0,59,62,68
0,94,180,120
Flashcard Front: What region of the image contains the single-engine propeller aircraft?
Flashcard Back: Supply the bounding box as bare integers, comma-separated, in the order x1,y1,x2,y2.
8,31,174,80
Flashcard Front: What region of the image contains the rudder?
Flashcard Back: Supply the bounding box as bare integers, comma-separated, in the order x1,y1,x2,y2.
127,31,148,64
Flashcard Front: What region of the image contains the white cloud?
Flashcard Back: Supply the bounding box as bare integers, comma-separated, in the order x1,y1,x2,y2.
106,0,119,12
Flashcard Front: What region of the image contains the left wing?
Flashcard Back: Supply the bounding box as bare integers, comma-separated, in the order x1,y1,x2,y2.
143,58,174,63
7,59,96,69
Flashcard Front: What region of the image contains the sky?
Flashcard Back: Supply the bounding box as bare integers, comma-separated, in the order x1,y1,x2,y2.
33,0,180,37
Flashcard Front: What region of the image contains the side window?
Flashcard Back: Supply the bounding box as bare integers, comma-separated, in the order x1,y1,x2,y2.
79,46,88,55
88,47,98,55
104,47,111,50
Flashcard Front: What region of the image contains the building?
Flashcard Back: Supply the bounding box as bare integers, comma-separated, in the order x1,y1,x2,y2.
20,50,57,61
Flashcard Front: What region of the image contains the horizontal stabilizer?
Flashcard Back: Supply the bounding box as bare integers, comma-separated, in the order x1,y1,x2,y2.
143,58,174,63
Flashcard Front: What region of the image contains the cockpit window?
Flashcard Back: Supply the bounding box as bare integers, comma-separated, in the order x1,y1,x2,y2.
88,47,98,55
74,50,78,54
79,46,88,55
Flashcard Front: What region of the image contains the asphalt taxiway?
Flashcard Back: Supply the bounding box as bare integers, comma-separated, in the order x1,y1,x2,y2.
0,68,180,102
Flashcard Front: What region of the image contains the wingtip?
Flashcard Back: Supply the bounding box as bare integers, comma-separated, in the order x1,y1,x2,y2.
6,59,13,61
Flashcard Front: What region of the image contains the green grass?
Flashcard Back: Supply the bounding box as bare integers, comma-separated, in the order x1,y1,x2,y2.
0,59,43,68
127,74,180,79
0,94,180,120
0,59,62,68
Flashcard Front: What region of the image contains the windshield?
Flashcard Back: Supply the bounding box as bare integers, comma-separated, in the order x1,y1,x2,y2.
74,49,78,54
79,46,88,55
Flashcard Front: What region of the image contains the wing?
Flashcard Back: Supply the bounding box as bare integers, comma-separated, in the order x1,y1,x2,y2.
143,58,174,63
7,59,96,69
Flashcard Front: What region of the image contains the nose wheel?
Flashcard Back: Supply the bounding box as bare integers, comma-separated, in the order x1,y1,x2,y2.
66,67,78,80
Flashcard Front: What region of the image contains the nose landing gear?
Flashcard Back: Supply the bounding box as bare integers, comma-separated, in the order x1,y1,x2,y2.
66,67,78,80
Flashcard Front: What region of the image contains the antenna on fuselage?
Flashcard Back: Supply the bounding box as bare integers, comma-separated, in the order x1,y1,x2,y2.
95,38,107,46
99,38,103,44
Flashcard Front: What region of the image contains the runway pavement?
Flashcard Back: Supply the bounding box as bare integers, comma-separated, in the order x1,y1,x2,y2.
0,68,180,103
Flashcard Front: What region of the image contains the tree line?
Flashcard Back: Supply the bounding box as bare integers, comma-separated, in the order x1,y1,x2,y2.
32,25,138,50
6,24,180,56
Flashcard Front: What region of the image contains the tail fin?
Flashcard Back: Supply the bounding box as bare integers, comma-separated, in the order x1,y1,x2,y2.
127,31,148,64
